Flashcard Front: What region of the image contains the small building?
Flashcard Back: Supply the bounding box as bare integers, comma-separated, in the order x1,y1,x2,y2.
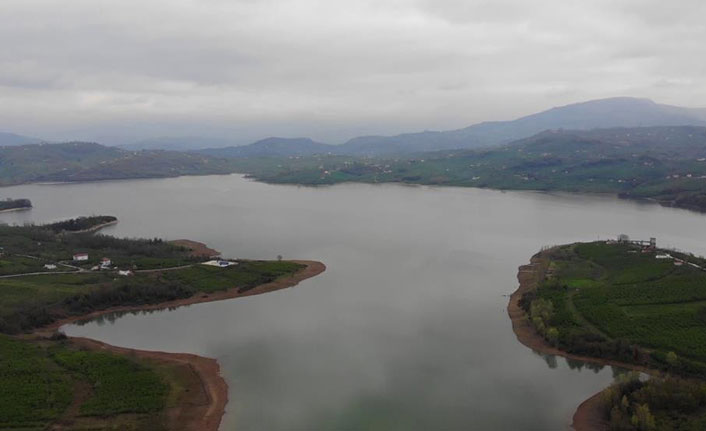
118,270,134,276
201,259,238,267
618,234,630,243
101,257,111,268
73,253,89,261
44,264,57,270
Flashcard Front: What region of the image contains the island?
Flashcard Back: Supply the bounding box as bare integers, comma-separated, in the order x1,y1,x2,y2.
0,198,32,212
510,238,706,430
0,217,325,430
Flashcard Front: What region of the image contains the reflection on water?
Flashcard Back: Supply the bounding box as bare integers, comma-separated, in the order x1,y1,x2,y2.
3,175,706,430
73,307,182,326
540,353,627,376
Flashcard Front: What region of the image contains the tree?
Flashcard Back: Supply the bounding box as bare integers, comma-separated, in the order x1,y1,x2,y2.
666,351,679,368
546,327,559,346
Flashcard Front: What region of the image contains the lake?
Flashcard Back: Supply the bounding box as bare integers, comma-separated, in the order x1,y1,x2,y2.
3,175,706,430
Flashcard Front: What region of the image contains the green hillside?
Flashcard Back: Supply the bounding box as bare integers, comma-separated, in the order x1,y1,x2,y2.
521,241,706,430
0,142,240,186
230,126,706,212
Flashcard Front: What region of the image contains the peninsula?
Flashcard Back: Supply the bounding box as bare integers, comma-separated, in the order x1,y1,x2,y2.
0,217,325,430
510,239,706,430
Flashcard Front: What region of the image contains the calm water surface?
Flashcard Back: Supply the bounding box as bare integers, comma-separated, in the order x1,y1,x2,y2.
3,175,706,431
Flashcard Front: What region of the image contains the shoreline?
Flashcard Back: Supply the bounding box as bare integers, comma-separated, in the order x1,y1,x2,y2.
170,239,221,257
508,249,658,431
34,259,326,431
3,173,704,215
63,219,118,234
0,206,32,213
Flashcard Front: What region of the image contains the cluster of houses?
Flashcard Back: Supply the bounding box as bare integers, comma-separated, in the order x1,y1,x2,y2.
615,235,705,269
71,253,133,276
616,234,657,251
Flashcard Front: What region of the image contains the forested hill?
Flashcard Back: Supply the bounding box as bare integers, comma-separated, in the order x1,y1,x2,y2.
227,126,706,212
0,141,240,185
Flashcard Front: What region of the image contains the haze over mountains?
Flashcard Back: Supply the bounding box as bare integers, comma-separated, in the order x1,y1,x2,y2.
198,97,706,157
0,132,43,147
2,97,706,157
199,137,333,158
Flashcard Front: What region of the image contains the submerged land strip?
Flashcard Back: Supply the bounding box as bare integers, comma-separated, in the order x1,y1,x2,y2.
510,240,706,430
0,218,325,430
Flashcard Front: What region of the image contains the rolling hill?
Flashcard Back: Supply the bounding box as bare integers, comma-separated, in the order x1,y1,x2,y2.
0,142,240,186
228,126,706,212
198,137,337,158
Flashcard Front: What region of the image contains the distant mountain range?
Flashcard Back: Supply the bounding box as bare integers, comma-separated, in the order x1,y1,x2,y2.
0,131,43,146
194,97,706,157
199,137,335,158
4,97,705,156
338,97,706,155
120,136,238,151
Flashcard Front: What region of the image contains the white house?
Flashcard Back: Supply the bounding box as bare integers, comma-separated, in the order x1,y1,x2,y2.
101,257,111,268
201,259,238,267
73,253,89,261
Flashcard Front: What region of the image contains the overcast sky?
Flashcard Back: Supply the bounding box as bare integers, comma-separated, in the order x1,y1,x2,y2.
1,0,704,145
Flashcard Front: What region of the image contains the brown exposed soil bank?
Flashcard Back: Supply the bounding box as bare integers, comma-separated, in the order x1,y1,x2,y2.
508,249,657,431
36,258,326,431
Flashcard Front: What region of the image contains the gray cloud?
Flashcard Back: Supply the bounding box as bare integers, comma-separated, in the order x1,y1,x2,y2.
0,0,704,145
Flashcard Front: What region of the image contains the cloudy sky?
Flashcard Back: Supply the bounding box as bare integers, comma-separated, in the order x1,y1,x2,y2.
1,0,704,145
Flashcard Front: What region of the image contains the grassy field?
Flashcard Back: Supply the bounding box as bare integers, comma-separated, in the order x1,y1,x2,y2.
0,260,303,333
523,241,706,430
0,219,304,333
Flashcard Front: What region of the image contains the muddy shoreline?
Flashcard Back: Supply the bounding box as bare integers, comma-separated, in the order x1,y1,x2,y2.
36,259,326,431
508,249,657,431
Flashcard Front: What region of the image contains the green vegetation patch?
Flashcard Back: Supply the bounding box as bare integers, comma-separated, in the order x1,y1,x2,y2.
163,260,305,293
599,373,706,431
0,335,72,429
46,215,117,233
522,241,706,376
51,349,168,416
